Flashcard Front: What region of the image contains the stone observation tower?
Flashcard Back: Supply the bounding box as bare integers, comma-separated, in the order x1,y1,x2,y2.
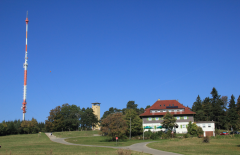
92,102,101,130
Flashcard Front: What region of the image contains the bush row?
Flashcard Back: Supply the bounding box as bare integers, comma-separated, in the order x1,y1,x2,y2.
0,119,45,136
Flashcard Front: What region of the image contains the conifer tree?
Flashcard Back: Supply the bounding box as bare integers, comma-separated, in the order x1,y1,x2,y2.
226,95,238,130
202,97,212,121
210,87,226,129
236,95,240,117
234,95,240,129
192,95,204,121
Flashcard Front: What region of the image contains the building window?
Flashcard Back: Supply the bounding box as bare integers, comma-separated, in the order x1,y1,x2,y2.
179,109,183,112
182,125,186,128
169,104,170,106
164,104,165,106
157,110,160,112
208,124,211,128
203,124,205,128
155,117,159,121
160,105,161,107
174,110,177,112
184,116,187,120
172,104,174,106
177,116,180,120
169,110,171,112
148,117,152,121
163,110,166,112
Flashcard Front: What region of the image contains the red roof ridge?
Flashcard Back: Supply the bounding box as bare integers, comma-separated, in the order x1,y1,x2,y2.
139,99,196,117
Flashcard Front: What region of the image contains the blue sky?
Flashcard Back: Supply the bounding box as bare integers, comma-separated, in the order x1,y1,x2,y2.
0,0,240,123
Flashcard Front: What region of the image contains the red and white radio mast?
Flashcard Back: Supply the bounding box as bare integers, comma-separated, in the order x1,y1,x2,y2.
22,11,29,121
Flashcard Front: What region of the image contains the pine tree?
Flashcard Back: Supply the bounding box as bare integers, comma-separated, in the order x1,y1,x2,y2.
192,95,203,121
226,95,238,130
236,95,240,116
210,87,226,129
202,97,212,121
234,95,240,129
192,95,202,111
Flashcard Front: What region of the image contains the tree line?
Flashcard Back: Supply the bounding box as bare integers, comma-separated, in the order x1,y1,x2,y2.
45,103,98,132
192,87,240,130
0,118,45,136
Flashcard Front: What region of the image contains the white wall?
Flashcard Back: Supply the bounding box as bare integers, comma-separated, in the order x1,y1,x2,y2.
196,122,215,136
143,122,189,133
143,122,215,136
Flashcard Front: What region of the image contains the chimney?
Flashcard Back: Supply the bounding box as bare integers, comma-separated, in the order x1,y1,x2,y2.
158,99,160,101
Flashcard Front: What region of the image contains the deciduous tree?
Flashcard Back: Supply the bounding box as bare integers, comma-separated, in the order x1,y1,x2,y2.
101,113,127,140
124,109,142,137
101,107,122,120
162,112,177,131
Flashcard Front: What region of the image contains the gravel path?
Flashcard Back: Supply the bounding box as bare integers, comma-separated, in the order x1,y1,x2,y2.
45,133,181,155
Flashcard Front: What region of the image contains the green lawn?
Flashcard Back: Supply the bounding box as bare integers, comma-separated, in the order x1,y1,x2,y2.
0,133,148,155
65,136,158,147
53,130,99,138
147,135,240,155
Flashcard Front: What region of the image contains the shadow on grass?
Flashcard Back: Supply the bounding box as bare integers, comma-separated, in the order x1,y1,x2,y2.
237,145,240,147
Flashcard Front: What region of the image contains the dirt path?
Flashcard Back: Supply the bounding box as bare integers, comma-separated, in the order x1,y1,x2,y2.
45,133,181,155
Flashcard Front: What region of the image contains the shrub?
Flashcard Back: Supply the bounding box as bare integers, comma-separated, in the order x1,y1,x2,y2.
202,136,210,143
162,133,168,139
187,121,197,136
144,130,152,139
197,126,204,138
215,129,220,135
117,149,131,155
166,130,176,138
183,133,189,138
150,132,158,140
161,130,176,139
156,131,163,137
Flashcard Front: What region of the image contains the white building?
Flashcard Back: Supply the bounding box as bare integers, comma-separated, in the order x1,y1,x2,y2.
140,99,215,136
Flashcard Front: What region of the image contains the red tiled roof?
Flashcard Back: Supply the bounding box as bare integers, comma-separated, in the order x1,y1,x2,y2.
139,100,196,117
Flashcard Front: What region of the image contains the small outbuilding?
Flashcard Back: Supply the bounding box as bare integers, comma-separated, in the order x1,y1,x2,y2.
196,121,215,137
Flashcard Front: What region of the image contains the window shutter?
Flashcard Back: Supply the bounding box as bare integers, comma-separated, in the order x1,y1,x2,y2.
180,125,182,128
147,118,149,121
187,116,188,119
186,125,188,128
